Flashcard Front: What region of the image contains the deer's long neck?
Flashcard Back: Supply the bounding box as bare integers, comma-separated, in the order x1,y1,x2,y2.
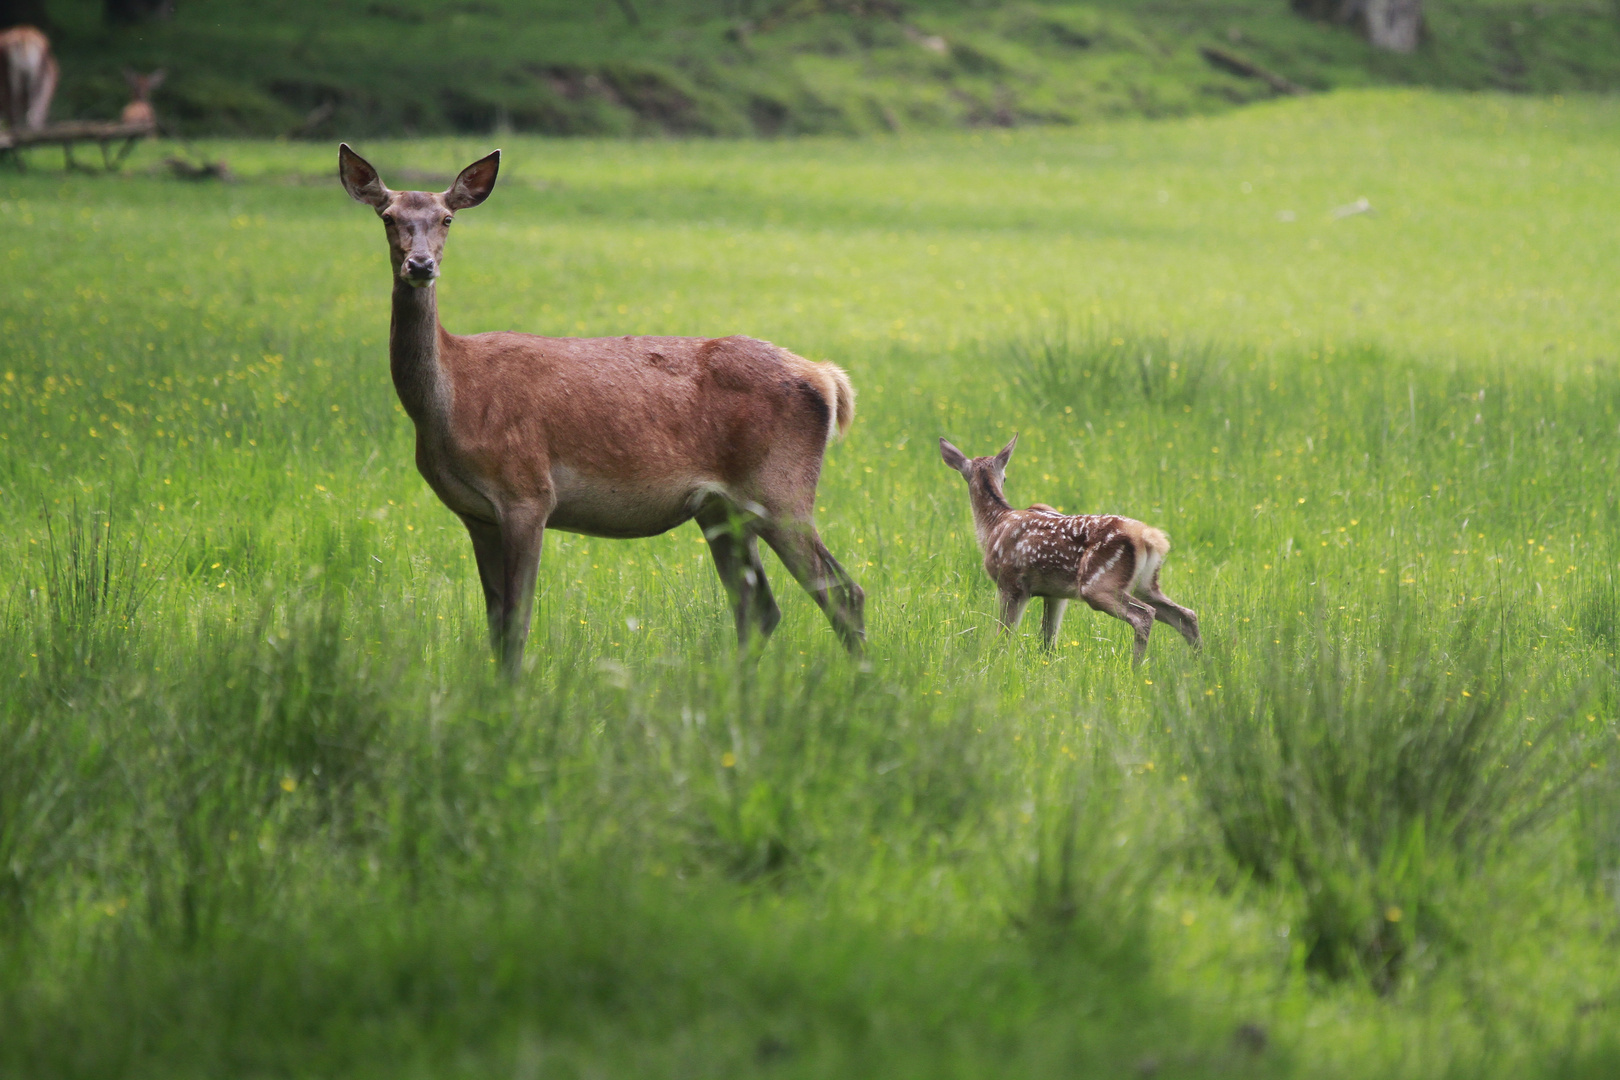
969,472,1012,548
389,281,450,424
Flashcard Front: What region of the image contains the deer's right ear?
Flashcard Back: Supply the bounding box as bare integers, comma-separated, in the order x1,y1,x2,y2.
339,143,389,208
939,438,970,475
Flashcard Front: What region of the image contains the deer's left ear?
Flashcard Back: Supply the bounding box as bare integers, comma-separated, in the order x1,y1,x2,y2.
939,437,970,475
993,434,1017,472
445,149,500,210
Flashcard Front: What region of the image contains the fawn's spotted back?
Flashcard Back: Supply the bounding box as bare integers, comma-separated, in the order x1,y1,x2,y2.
940,435,1200,664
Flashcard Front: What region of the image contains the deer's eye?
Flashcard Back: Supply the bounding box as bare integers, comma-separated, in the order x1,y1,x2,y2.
443,216,453,226
381,213,394,225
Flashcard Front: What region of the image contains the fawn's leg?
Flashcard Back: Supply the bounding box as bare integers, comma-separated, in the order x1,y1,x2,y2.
1040,597,1069,649
1081,583,1156,665
1137,572,1201,649
999,589,1031,634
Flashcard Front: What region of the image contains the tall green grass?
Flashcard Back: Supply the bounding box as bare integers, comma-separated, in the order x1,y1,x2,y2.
1,90,1619,1076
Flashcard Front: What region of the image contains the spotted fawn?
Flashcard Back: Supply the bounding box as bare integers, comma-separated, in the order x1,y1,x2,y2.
940,436,1200,664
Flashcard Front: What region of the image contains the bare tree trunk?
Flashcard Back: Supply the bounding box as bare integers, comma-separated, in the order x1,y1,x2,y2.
1362,0,1422,53
1291,0,1422,54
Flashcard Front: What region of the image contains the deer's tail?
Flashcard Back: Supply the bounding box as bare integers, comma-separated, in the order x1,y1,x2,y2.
1132,527,1171,593
776,347,855,445
824,362,855,441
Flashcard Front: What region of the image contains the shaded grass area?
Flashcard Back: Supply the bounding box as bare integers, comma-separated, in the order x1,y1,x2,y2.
27,0,1620,138
2,91,1620,1074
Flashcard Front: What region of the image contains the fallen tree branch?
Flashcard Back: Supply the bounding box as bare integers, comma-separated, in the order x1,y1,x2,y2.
1198,45,1307,96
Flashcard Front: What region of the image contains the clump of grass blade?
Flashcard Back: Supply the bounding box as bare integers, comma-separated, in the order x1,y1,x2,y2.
1003,322,1225,415
1170,615,1593,990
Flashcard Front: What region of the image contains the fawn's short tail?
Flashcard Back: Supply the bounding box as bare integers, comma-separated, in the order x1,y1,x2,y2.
1132,527,1171,593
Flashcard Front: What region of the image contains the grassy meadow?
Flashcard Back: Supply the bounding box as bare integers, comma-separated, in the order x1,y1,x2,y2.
2,89,1620,1076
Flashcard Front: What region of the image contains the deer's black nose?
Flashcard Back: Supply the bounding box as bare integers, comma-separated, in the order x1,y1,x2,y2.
404,256,436,279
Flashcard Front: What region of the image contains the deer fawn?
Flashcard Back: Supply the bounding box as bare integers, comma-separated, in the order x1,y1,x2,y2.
339,144,864,676
120,68,164,128
940,436,1199,664
0,25,58,132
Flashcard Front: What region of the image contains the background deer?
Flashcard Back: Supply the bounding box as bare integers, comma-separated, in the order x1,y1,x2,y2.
940,436,1200,664
120,68,164,127
0,25,58,132
339,144,865,676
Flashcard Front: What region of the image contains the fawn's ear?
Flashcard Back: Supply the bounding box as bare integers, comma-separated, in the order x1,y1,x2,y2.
445,149,500,210
939,438,970,475
992,434,1017,473
147,69,167,91
339,143,390,209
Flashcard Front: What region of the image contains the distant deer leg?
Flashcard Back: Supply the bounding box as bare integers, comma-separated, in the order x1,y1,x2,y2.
493,506,547,678
758,522,865,654
1040,597,1068,649
998,589,1030,635
696,502,781,648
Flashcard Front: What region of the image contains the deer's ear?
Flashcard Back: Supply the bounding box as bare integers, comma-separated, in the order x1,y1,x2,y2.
993,434,1017,472
445,149,500,210
939,438,970,475
148,69,166,90
339,143,389,208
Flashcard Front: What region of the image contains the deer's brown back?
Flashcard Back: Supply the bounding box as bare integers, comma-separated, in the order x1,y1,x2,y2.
438,333,834,514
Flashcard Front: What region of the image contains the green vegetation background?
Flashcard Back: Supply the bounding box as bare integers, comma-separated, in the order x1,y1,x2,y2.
2,88,1620,1075
30,0,1620,137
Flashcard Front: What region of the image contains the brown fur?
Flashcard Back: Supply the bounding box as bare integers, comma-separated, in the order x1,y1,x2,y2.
340,144,864,675
940,436,1200,664
0,26,58,132
119,68,164,128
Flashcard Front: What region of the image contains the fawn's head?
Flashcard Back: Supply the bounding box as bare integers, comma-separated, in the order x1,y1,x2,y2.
122,68,164,102
939,435,1017,508
339,143,500,287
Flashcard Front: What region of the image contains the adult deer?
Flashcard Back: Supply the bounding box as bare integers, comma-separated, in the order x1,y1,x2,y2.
940,436,1199,664
338,144,865,675
120,68,164,127
0,25,58,132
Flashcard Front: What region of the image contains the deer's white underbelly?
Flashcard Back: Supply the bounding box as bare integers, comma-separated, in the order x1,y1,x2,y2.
546,462,710,539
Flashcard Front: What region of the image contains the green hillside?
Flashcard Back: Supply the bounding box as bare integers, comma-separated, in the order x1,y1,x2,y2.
29,0,1620,137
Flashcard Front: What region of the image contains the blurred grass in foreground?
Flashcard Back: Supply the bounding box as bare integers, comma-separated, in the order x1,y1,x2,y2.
1,90,1619,1077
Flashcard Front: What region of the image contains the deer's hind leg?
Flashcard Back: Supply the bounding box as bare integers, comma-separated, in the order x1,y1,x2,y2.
696,498,781,649
748,443,865,654
1080,542,1156,664
758,521,865,654
1136,569,1201,649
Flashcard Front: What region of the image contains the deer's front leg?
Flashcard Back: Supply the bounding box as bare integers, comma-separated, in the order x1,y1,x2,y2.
998,588,1030,635
1040,597,1068,650
462,516,505,655
494,504,548,678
